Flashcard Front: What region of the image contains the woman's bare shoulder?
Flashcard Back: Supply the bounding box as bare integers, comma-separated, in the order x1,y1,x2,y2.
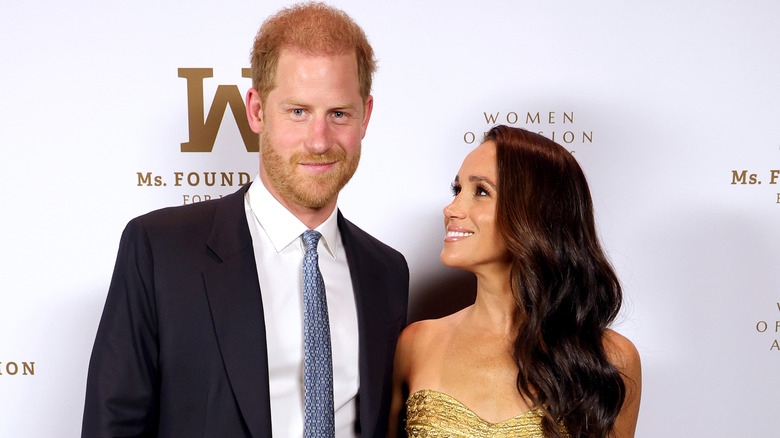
603,329,641,375
603,330,642,437
398,308,469,356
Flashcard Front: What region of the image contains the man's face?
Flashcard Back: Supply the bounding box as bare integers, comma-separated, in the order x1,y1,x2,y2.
248,49,372,212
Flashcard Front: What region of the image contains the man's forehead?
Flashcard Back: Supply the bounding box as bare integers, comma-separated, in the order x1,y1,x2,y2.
268,51,361,96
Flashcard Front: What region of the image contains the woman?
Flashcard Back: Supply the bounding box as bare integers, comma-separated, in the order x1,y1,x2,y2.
389,125,641,437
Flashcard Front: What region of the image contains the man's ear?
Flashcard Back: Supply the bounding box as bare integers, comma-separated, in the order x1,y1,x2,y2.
246,88,264,134
361,94,374,139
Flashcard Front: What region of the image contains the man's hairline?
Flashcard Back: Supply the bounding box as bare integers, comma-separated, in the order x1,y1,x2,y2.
258,47,371,106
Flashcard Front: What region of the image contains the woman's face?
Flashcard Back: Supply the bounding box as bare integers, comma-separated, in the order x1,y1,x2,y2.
440,141,510,273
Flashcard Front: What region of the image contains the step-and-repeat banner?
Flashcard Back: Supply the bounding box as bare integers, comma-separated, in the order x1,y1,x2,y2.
1,0,778,436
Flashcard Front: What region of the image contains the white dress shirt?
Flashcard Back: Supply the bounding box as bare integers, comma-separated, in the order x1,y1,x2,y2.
244,175,360,437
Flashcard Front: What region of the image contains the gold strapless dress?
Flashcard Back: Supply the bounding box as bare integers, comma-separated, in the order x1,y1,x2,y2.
406,389,566,438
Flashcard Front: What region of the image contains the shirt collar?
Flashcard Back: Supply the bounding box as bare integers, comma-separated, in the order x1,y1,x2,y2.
246,174,341,259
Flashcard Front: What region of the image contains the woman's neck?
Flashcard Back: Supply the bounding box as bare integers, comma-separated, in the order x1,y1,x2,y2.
470,267,517,336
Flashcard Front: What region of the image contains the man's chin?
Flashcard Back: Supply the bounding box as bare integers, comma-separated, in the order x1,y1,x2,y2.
287,185,340,210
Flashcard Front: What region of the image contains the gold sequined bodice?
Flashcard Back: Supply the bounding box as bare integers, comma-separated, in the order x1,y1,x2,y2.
405,389,554,437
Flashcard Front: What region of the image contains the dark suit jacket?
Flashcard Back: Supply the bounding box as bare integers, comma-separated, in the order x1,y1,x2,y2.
82,184,409,437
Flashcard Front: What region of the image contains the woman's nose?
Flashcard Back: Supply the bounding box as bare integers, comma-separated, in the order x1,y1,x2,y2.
443,198,464,219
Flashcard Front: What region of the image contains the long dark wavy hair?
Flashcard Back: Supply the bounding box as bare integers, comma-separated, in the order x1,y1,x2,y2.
487,125,625,438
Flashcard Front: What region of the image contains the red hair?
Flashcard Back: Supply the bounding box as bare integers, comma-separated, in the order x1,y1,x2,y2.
250,2,377,103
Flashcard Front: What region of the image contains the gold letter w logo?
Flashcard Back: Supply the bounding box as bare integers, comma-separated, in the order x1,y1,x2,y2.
179,68,259,152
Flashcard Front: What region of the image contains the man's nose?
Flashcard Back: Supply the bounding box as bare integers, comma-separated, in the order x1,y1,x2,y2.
305,116,332,154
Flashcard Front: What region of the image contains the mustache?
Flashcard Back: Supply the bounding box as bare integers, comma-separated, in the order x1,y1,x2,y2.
291,149,346,164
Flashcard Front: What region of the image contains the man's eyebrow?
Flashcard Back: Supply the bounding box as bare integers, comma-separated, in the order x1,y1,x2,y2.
279,99,358,110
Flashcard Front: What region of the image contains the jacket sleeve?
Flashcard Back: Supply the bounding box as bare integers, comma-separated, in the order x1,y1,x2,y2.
82,218,160,437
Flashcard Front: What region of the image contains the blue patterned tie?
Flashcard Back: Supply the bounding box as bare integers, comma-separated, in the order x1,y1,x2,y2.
301,230,335,437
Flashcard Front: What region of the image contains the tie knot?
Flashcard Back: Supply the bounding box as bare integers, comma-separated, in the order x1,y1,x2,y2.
302,230,321,251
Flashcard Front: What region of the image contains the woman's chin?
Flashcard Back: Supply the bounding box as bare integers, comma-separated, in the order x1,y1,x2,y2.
439,252,469,271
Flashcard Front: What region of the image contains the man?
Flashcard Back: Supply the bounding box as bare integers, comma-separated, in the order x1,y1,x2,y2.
82,3,409,437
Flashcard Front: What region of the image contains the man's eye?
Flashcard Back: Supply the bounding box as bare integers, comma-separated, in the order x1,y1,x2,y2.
333,111,345,118
292,109,304,116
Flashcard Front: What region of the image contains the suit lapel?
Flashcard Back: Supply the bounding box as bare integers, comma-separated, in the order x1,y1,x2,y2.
339,213,395,437
202,184,272,438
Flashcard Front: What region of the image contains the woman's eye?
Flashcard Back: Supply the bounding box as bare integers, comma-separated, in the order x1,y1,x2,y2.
475,185,489,196
450,183,461,196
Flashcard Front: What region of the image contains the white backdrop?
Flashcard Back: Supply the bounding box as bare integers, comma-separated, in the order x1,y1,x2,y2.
1,0,779,436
